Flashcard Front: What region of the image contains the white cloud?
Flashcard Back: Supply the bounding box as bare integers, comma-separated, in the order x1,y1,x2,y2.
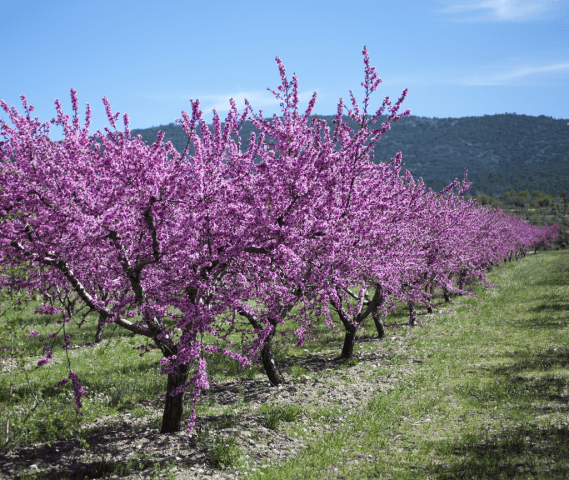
433,0,560,23
135,89,333,117
375,57,569,87
457,60,569,85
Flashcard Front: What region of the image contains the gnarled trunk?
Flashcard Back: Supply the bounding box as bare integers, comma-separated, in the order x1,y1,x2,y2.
155,327,197,434
408,301,416,326
330,293,361,361
372,311,385,339
260,325,285,386
93,292,109,343
341,322,358,359
458,269,466,292
94,315,105,343
427,284,434,313
369,285,386,338
237,306,294,387
425,283,433,314
160,361,191,433
333,283,386,360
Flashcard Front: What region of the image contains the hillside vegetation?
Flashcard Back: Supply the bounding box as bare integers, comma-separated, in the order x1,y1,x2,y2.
74,112,569,200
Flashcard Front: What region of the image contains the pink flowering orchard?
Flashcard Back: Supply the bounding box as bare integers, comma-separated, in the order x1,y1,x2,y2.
0,46,414,434
0,46,560,441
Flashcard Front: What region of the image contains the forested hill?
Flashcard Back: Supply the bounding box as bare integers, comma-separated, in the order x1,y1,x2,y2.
80,112,569,198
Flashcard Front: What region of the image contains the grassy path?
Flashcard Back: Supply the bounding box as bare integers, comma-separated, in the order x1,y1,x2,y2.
248,251,569,479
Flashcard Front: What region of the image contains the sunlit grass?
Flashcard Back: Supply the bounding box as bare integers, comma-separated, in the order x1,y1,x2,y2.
245,251,569,479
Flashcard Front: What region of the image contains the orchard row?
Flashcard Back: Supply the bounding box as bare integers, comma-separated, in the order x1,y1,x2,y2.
0,47,560,436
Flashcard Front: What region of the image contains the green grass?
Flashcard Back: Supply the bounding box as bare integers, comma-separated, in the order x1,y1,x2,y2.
1,251,568,478
262,403,304,430
242,251,569,480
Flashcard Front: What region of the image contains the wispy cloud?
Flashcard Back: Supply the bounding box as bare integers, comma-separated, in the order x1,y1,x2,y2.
374,56,569,87
135,89,337,116
458,59,569,85
433,0,561,23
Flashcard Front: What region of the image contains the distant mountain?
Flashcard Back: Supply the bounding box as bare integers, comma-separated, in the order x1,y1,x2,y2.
58,112,569,198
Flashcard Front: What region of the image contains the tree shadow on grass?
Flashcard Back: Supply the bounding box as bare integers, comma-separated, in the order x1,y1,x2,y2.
426,423,569,479
511,289,569,330
428,344,569,479
497,346,569,376
529,300,569,313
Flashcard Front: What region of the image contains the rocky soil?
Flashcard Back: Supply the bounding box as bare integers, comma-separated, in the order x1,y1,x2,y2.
0,327,426,480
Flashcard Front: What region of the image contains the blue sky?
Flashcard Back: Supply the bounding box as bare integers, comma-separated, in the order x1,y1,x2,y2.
1,0,568,144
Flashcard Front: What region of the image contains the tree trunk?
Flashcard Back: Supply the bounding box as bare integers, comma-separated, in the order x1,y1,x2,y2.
94,292,109,343
331,283,387,360
330,293,359,360
408,301,416,326
260,327,285,386
372,311,385,339
425,284,433,313
426,284,434,313
458,270,466,291
424,284,433,314
443,287,450,303
237,307,293,387
94,315,105,343
341,322,358,359
160,361,191,434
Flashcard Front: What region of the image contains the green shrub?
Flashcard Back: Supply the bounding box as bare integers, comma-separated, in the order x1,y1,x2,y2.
519,190,530,199
538,194,553,207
